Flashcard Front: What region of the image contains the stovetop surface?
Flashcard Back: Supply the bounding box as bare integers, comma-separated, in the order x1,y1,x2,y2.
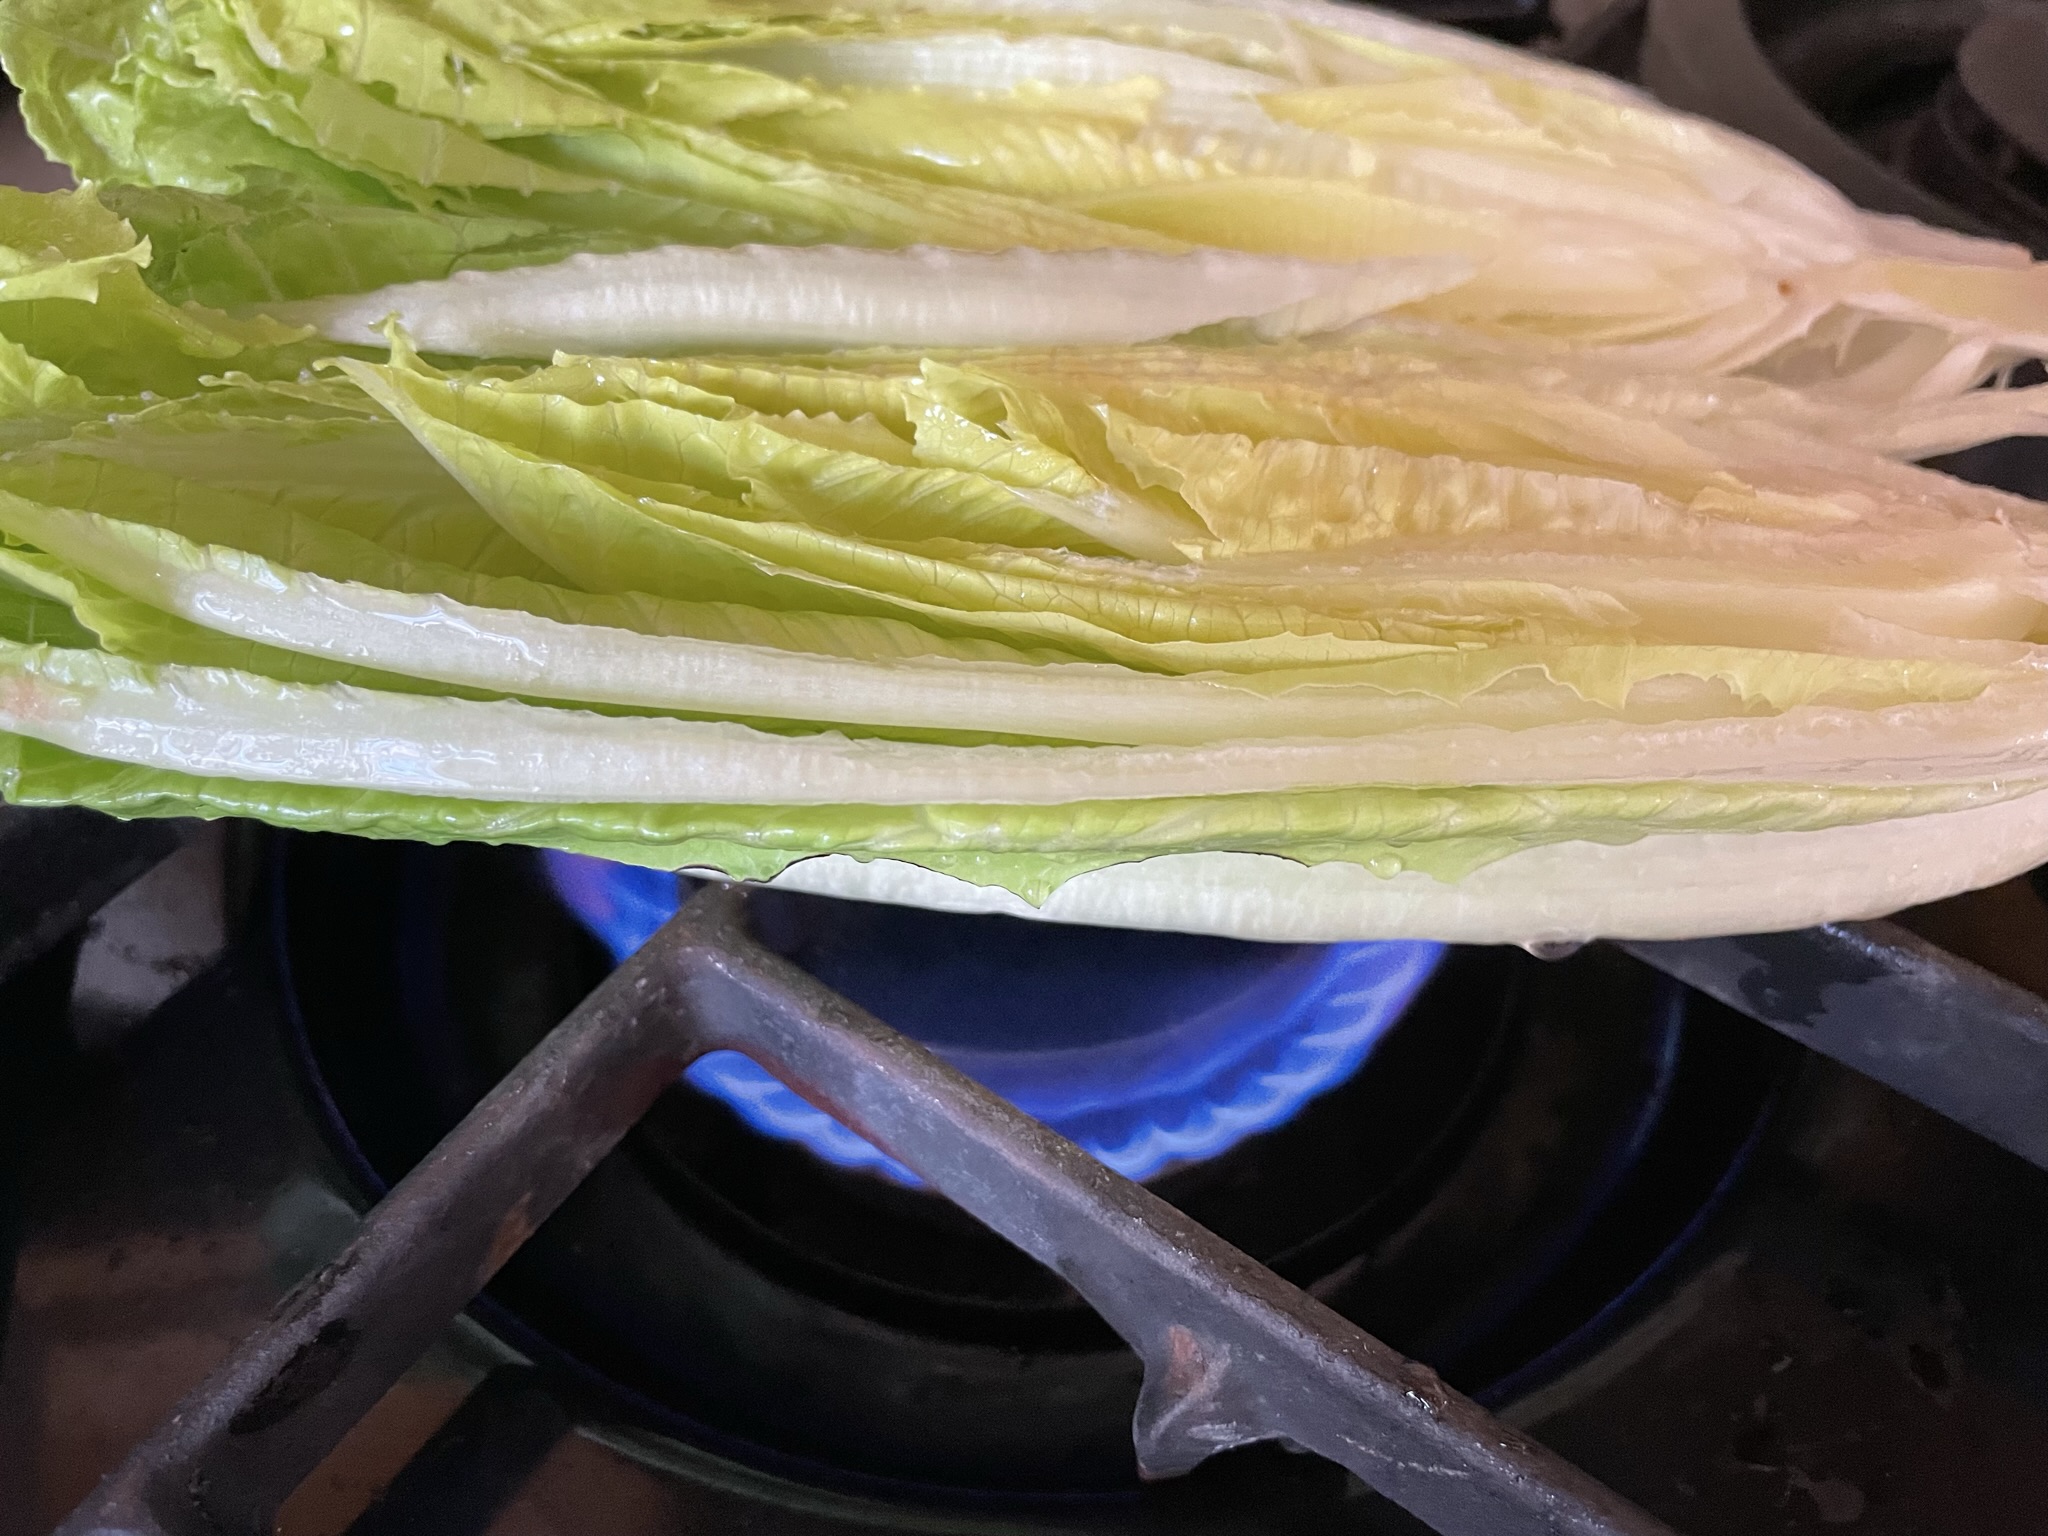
6,832,2048,1535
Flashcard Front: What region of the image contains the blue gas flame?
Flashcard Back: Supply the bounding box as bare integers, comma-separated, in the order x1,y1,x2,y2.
543,852,1443,1186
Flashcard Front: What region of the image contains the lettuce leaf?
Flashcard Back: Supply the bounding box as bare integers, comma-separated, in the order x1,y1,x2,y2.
3,727,2032,903
6,0,2042,387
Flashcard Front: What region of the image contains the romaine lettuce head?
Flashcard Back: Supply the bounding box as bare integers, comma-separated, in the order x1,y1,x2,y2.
0,172,2045,942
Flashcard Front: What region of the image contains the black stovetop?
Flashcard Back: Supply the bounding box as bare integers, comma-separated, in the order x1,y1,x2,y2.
7,828,2048,1536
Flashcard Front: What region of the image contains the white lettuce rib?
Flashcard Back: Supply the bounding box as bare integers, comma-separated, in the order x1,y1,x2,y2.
13,497,2048,781
257,245,1474,357
762,785,2048,944
4,634,2048,805
704,32,1289,99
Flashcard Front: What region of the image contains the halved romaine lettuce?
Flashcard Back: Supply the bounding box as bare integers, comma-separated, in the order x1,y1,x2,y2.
0,163,2045,941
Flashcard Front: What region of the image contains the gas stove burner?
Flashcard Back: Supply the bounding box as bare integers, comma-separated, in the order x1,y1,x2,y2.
1639,0,2048,255
543,851,1443,1184
15,830,2048,1533
270,834,1793,1496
